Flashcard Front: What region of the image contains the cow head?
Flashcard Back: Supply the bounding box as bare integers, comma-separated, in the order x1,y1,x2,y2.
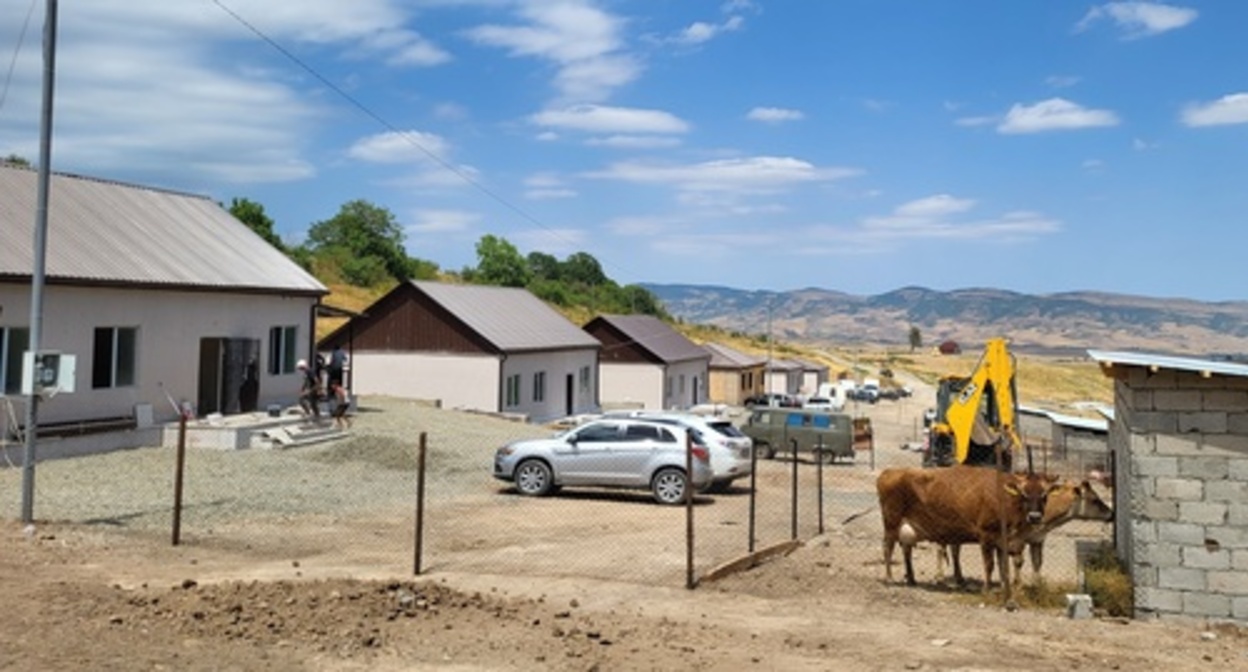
1003,472,1060,525
1071,480,1114,521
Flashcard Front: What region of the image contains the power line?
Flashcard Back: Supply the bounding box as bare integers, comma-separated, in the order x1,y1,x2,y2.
209,0,641,280
0,0,39,116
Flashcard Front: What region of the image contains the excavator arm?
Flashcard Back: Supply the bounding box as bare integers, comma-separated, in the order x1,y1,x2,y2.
928,338,1023,468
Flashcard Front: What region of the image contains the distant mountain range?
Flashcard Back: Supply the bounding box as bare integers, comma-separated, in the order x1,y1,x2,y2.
643,284,1248,357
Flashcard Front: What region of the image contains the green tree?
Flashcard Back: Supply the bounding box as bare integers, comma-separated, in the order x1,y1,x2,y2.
474,234,531,287
527,251,561,281
306,200,413,284
908,325,923,352
228,197,284,251
562,251,608,286
3,154,31,167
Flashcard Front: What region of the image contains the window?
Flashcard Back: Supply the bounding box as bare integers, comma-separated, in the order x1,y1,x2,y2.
625,423,660,441
505,374,521,407
268,326,298,375
574,422,620,442
92,327,137,389
533,371,546,402
579,365,591,391
0,327,29,396
679,375,686,395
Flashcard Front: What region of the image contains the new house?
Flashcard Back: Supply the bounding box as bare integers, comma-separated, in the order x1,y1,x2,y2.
583,314,710,410
703,342,765,406
317,281,601,421
0,164,328,439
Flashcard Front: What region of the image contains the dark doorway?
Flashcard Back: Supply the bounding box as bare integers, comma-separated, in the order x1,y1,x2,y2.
565,373,574,416
198,337,260,416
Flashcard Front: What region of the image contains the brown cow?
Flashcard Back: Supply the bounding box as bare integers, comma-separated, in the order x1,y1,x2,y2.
877,466,1058,597
934,479,1113,588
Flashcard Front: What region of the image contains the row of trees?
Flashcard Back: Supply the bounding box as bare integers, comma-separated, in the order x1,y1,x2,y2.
228,198,667,319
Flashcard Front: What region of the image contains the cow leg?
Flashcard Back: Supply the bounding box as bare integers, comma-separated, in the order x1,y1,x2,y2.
902,542,917,586
882,533,896,582
935,545,947,582
950,544,966,587
1030,540,1044,581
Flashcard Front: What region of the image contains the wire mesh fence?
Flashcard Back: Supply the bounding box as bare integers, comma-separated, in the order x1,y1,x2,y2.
0,395,1113,598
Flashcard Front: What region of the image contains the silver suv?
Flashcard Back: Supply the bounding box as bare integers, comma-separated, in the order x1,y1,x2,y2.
604,410,753,492
493,418,713,505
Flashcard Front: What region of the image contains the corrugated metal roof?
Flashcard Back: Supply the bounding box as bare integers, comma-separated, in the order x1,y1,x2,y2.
0,164,325,294
1046,411,1109,433
591,314,709,363
704,341,765,368
1087,349,1248,379
413,281,600,352
766,358,804,372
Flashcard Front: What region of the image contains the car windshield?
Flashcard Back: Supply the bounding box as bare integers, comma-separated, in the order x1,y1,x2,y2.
708,420,745,438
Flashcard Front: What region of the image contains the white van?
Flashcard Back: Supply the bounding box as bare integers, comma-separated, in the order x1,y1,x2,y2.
814,382,848,411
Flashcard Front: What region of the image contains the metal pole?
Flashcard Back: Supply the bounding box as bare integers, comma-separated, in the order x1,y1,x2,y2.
747,435,757,555
790,438,798,541
414,432,427,575
20,0,58,525
685,430,695,589
171,412,187,545
816,435,824,536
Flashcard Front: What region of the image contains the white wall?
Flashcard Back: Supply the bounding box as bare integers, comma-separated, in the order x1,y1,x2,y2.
0,284,316,425
501,349,599,421
350,351,500,411
664,359,708,409
600,362,663,410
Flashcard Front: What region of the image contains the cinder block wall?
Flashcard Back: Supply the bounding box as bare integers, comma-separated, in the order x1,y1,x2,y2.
1114,367,1248,623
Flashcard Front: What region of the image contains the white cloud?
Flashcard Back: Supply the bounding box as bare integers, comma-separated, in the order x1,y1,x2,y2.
856,197,1060,242
585,135,682,149
463,1,637,102
523,172,577,199
672,16,745,46
1075,2,1197,39
1046,75,1081,88
531,104,690,134
347,130,451,163
997,98,1120,134
587,156,860,193
535,131,560,142
1181,93,1248,127
746,107,805,123
407,209,480,234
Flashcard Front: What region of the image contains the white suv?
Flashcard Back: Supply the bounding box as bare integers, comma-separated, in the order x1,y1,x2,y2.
605,410,753,492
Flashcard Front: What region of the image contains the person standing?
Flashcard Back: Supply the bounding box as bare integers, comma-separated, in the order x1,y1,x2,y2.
327,344,348,390
296,359,321,419
330,380,352,430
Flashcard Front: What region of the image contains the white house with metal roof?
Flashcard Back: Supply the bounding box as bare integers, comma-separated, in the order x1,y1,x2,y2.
583,314,710,410
1090,349,1248,624
0,163,327,440
703,342,765,406
318,281,601,421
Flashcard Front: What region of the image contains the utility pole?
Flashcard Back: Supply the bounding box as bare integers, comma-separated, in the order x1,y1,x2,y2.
22,0,58,524
765,297,773,394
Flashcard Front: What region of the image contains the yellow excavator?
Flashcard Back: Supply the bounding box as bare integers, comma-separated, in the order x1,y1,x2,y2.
924,337,1023,471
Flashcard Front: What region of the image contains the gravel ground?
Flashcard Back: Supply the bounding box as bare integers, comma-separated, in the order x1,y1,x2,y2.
0,396,553,532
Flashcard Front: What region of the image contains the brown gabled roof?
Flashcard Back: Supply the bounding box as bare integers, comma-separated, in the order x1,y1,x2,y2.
585,314,709,364
413,281,600,352
0,164,325,295
703,342,765,369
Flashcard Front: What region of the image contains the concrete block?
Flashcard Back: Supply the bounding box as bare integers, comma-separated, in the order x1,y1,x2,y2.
1133,455,1179,477
1129,412,1179,434
1226,414,1248,435
1137,542,1182,567
1131,519,1158,544
1182,546,1231,570
1204,390,1248,412
1155,389,1203,411
1154,477,1204,501
1208,526,1248,549
1135,586,1183,613
1159,567,1207,591
1206,480,1248,503
1199,434,1248,457
1229,459,1248,480
1131,368,1179,389
1228,504,1248,527
1129,476,1155,500
1182,592,1232,618
1234,550,1248,571
1066,594,1093,619
1179,456,1229,479
1179,501,1228,526
1157,521,1207,545
1208,571,1248,595
1141,498,1180,522
1234,597,1248,621
1154,433,1202,456
1178,412,1228,435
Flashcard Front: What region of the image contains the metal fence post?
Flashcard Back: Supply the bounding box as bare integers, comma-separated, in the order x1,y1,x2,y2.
817,434,825,536
171,412,187,546
748,433,758,555
413,431,427,575
790,438,799,541
686,429,695,590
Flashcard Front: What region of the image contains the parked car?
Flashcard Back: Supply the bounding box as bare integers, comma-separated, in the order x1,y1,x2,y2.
744,392,800,408
493,418,713,505
803,396,837,411
605,410,753,492
740,408,855,464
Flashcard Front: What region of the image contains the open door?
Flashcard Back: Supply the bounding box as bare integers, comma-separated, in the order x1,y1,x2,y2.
197,338,260,416
565,373,574,416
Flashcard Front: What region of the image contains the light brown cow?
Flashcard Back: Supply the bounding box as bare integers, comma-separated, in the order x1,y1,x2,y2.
934,479,1113,588
877,466,1058,598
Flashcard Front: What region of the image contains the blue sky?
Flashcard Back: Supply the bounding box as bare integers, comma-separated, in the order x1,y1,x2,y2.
1,1,1245,302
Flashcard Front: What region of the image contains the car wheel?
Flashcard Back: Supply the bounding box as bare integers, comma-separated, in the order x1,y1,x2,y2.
514,459,554,497
651,468,688,505
757,442,776,460
703,479,730,494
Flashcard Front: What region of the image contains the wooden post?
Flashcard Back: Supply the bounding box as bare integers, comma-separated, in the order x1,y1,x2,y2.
413,432,427,575
790,438,799,541
685,430,695,590
171,412,187,546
